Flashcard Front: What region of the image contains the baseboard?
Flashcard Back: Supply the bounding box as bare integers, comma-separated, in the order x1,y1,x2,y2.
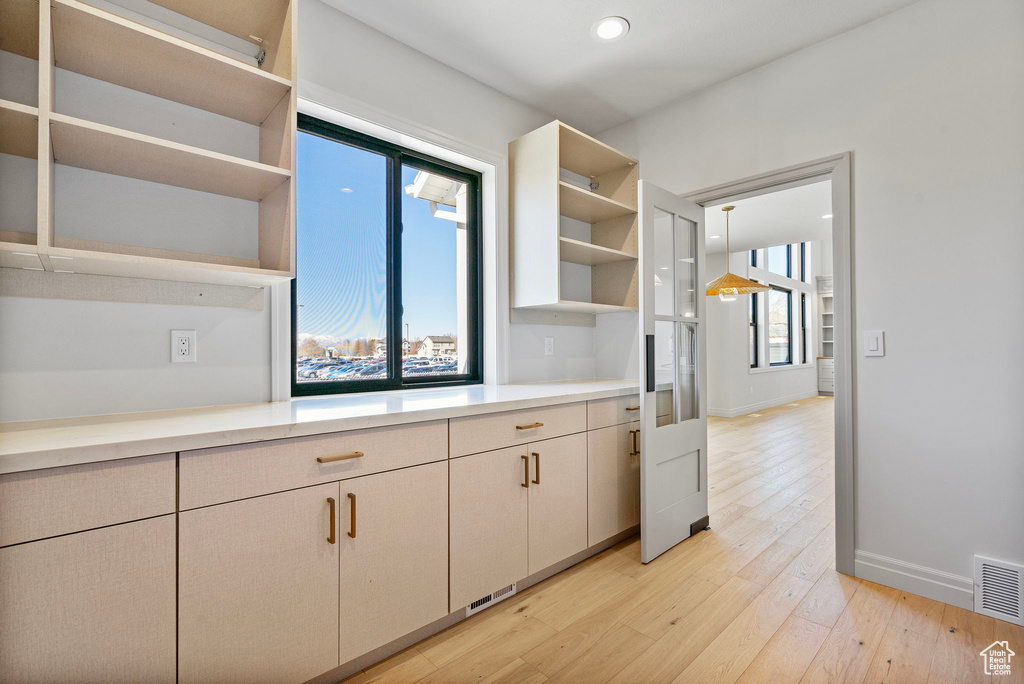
855,550,974,609
306,526,639,684
708,390,819,418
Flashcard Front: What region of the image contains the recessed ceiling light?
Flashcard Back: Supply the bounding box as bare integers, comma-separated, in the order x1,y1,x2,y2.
591,16,629,41
709,234,722,239
340,188,354,193
822,214,833,219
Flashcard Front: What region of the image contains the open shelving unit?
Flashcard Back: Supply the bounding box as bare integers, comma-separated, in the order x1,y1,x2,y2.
819,290,834,357
510,120,639,317
0,0,296,287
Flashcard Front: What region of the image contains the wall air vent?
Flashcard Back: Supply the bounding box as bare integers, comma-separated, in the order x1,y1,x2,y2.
975,555,1024,626
465,583,517,617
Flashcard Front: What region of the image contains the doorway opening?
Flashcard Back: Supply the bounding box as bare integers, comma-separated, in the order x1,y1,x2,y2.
684,154,854,575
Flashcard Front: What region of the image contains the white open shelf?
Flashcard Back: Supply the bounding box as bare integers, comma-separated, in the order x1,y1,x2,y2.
559,237,636,266
558,181,636,223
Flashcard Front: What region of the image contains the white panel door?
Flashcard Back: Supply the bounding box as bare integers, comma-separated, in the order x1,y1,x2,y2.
638,180,708,563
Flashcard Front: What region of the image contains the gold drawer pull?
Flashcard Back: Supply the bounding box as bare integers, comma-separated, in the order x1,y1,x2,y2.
347,493,357,538
625,406,640,412
516,422,544,430
521,454,530,488
317,451,364,464
532,452,541,485
326,498,336,544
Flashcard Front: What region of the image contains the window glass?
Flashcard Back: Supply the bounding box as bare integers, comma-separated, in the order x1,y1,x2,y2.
768,287,792,365
749,292,758,368
295,132,387,384
767,244,791,278
401,164,469,378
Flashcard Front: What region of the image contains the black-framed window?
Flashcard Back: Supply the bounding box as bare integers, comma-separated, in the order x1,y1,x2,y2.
767,286,793,366
801,292,808,364
749,249,758,268
767,244,791,278
749,291,759,368
292,115,483,396
800,242,808,282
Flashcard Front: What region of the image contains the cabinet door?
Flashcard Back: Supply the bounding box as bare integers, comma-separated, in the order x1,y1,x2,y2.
179,483,340,684
339,461,448,664
528,432,589,574
450,446,529,610
587,422,640,545
0,516,176,684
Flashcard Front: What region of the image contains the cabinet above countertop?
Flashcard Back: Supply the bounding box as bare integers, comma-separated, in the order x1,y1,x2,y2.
0,380,641,474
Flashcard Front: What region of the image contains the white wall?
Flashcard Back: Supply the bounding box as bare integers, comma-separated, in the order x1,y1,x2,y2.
601,0,1024,596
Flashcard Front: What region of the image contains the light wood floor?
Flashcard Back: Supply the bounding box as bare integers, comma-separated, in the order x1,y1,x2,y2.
343,397,1020,684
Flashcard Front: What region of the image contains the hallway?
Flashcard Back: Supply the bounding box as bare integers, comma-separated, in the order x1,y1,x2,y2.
343,398,1015,683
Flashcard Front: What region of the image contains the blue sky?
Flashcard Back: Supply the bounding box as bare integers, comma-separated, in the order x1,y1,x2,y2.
295,131,459,343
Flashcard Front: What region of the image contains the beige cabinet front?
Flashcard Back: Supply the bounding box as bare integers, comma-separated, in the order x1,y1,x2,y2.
587,422,640,546
0,515,176,684
527,432,588,574
179,483,340,684
450,446,530,610
338,461,449,664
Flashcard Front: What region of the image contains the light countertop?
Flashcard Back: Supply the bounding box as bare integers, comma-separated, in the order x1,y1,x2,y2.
0,379,640,474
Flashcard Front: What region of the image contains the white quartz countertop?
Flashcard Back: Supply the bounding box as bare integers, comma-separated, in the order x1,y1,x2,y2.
0,380,641,474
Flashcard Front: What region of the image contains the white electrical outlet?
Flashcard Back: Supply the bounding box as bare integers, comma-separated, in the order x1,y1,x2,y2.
544,336,555,356
171,330,197,363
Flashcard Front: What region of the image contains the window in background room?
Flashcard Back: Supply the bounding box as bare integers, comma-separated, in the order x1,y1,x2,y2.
767,244,791,278
800,242,809,283
292,115,482,396
801,292,808,363
768,286,792,365
749,291,759,368
750,249,758,268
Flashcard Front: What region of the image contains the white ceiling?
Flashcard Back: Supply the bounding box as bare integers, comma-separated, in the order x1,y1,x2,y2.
321,0,919,132
705,179,832,254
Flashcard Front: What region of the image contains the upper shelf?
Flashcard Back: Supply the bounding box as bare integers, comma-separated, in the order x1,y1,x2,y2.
50,0,292,125
558,181,637,224
559,237,636,266
0,99,38,159
50,113,291,201
558,123,637,178
0,0,39,60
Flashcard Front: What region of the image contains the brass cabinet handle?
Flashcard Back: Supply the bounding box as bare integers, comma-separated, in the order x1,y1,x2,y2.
532,452,541,485
326,497,336,544
629,430,639,457
625,406,640,412
633,429,640,456
317,451,364,464
516,422,544,430
521,454,530,488
347,493,357,538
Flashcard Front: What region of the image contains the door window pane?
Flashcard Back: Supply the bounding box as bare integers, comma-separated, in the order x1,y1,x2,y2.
295,131,387,384
401,165,469,378
654,320,698,425
653,209,675,317
768,287,792,365
767,244,791,278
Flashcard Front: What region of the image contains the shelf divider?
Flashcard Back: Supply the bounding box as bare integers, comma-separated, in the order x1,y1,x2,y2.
50,113,291,202
50,0,291,125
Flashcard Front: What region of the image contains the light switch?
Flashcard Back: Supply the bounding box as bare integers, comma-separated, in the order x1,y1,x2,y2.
864,330,884,357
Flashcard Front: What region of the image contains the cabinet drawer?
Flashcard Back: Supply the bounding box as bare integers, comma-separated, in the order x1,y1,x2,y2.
819,379,835,392
818,366,835,380
449,402,586,458
587,394,641,430
180,420,447,510
0,453,175,547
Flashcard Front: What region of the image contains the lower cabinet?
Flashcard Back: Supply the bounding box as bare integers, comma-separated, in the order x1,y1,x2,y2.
588,422,641,546
179,483,340,684
0,515,176,684
450,433,588,610
338,461,449,664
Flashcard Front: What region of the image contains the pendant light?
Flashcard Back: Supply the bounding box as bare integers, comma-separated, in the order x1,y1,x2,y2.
705,205,769,301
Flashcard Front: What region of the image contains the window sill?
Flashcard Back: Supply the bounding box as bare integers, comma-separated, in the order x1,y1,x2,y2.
748,363,815,375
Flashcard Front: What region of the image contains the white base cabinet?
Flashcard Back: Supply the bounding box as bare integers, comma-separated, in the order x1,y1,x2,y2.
450,432,588,610
587,422,640,546
0,516,176,684
338,461,449,664
178,483,341,684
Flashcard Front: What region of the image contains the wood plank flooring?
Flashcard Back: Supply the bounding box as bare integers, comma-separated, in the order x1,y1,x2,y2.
342,397,1015,684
